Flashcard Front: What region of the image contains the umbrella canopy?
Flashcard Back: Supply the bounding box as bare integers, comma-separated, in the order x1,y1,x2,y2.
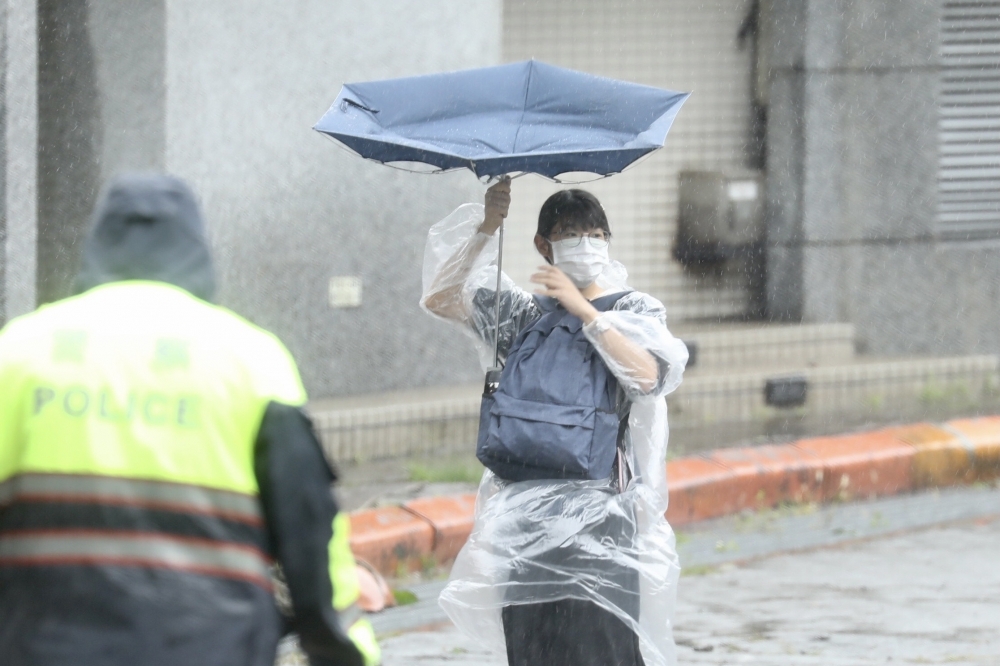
314,59,689,179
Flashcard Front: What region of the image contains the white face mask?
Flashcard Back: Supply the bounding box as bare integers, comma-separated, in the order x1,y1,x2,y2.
550,238,610,288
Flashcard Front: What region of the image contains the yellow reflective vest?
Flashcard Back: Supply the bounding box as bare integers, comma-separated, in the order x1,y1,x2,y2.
0,281,379,666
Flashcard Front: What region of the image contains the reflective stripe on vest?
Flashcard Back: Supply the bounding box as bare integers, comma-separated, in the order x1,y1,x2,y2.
0,529,272,589
0,473,263,526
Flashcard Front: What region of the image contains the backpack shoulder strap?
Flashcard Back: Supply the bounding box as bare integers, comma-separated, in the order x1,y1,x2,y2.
516,290,634,340
590,290,633,313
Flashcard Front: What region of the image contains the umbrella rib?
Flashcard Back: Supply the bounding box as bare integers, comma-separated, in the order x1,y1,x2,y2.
509,60,536,157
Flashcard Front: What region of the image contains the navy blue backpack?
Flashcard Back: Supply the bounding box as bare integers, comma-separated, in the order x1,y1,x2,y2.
476,291,631,482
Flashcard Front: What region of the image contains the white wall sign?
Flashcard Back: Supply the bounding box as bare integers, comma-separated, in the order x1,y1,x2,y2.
727,180,759,202
328,276,363,309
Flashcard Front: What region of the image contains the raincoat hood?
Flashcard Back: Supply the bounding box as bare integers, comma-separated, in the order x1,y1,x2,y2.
74,173,216,301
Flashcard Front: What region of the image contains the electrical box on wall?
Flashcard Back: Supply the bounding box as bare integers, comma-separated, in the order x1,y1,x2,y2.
674,170,764,265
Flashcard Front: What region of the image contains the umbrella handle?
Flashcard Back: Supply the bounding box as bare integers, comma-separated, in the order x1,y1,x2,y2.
482,172,527,185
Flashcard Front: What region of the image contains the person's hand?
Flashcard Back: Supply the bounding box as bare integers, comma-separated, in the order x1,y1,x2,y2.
481,176,511,235
531,265,599,323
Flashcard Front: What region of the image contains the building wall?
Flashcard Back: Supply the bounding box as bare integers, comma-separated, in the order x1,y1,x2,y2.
0,0,38,326
765,0,1000,356
23,0,994,405
501,0,759,321
36,0,165,306
164,0,502,397
1,1,10,325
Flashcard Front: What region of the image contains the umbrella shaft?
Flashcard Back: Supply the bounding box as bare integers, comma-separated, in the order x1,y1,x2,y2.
493,224,504,369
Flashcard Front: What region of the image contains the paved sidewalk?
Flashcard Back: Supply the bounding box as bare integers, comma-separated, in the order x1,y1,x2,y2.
380,516,1000,665
344,417,1000,578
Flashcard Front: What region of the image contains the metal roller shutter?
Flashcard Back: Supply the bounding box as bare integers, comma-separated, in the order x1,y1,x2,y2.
939,1,1000,240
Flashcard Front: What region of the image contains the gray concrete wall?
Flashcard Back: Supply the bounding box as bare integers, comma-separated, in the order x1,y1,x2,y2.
165,0,502,398
36,0,165,306
1,0,38,326
765,1,1000,356
1,1,8,326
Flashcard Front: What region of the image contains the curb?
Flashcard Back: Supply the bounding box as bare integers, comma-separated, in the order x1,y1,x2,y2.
348,416,1000,576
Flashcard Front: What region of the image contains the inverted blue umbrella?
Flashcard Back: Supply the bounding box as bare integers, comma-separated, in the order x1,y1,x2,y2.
314,59,689,373
314,59,689,180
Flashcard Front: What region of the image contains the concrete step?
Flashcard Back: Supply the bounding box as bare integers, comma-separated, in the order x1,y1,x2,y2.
671,322,856,372
308,352,1000,465
661,287,752,320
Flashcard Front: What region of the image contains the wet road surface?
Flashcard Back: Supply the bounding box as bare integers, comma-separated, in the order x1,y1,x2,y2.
380,517,1000,665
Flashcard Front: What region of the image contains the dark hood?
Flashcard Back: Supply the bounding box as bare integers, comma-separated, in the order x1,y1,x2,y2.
74,173,216,301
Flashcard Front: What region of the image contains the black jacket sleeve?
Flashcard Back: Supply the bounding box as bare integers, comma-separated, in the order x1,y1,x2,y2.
254,401,364,666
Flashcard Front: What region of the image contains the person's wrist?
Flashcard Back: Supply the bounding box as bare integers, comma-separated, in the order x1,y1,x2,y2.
578,302,600,325
586,312,611,334
480,216,501,235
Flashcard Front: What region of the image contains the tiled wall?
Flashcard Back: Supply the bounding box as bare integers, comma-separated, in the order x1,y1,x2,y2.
500,0,757,321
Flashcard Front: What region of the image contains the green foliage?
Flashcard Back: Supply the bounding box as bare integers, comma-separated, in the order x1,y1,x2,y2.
731,500,818,533
391,589,418,606
419,553,439,573
407,460,483,483
714,539,739,553
918,379,975,413
864,393,885,412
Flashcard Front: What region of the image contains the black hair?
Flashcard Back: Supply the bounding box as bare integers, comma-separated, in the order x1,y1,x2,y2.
536,189,611,239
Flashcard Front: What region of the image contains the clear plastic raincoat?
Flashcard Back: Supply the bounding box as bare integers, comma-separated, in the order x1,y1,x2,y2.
420,203,688,666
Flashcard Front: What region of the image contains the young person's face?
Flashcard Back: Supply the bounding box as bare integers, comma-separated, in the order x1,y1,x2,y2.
534,225,610,263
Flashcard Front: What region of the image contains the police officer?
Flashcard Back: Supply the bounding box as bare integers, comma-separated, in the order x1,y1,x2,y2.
0,174,380,666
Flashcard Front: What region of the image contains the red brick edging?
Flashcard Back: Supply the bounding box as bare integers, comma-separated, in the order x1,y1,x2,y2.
349,416,1000,576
